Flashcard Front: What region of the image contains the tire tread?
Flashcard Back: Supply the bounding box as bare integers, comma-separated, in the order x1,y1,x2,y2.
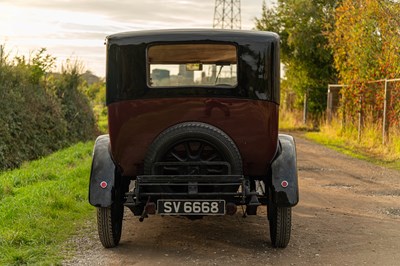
269,206,291,248
97,206,122,248
144,122,242,175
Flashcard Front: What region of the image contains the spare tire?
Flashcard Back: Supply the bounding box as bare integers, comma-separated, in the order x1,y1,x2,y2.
143,122,243,193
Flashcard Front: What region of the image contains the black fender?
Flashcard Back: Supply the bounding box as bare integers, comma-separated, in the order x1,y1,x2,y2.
270,134,299,207
88,134,115,207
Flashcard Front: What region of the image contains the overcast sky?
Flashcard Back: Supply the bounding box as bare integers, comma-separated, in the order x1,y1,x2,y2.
0,0,272,76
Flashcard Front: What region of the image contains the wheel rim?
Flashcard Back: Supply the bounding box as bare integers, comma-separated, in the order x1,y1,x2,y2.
156,139,229,175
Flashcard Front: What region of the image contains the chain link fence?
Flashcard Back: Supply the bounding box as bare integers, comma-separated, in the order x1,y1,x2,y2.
327,78,400,144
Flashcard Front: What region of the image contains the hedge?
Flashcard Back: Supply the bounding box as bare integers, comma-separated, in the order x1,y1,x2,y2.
0,47,97,170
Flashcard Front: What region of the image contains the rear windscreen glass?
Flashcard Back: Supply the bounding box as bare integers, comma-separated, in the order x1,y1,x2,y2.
147,43,237,88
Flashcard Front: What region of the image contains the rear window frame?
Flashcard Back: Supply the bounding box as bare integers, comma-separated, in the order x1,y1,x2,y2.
146,42,239,89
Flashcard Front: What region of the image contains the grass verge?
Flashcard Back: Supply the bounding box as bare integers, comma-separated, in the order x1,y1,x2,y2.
279,109,308,131
0,141,95,265
305,119,400,170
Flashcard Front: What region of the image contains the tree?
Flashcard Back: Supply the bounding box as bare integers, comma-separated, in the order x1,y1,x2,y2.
329,0,400,121
330,0,400,83
255,0,338,114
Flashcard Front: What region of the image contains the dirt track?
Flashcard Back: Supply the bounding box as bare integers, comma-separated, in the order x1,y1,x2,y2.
65,133,400,265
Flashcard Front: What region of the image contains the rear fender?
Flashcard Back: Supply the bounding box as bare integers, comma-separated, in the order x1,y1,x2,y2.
88,135,115,207
270,134,299,207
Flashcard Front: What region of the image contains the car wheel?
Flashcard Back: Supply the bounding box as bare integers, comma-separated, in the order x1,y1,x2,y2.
96,204,124,248
97,173,128,248
267,187,291,248
144,122,242,193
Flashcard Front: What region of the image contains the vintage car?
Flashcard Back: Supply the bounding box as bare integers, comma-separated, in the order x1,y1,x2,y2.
89,29,298,249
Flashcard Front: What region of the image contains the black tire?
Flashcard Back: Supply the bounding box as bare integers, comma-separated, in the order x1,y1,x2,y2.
97,172,129,248
267,187,292,248
97,204,124,248
144,122,242,192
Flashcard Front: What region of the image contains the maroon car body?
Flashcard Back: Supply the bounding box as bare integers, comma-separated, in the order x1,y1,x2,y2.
89,29,298,249
108,98,278,176
105,29,281,178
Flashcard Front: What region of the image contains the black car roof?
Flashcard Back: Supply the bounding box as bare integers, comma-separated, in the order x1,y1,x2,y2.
106,29,279,46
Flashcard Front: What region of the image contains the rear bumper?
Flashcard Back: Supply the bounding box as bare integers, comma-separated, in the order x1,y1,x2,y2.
124,174,263,209
136,174,244,197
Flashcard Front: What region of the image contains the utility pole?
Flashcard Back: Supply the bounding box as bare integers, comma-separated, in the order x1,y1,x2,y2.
213,0,241,29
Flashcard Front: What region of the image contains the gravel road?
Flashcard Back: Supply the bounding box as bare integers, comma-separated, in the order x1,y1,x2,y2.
64,133,400,265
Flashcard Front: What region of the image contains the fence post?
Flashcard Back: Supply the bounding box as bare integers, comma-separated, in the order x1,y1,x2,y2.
303,90,308,124
382,79,390,145
358,95,363,142
327,86,332,124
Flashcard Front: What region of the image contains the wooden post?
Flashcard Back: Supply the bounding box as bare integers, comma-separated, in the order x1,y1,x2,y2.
358,95,363,142
342,93,346,129
382,79,391,145
303,91,308,124
327,86,332,124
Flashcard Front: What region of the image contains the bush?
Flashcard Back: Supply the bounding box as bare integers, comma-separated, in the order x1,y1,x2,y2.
53,60,97,142
0,46,96,170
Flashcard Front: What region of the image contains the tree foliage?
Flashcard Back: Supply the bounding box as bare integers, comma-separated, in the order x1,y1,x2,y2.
330,0,400,83
329,0,400,121
0,46,97,170
81,72,107,133
255,0,338,114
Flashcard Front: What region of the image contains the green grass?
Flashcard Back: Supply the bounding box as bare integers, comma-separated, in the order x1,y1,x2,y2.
305,131,371,160
305,119,400,170
0,141,95,265
279,109,317,131
278,110,400,170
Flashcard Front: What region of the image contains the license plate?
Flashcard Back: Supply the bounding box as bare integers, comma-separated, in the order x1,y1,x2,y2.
157,200,225,215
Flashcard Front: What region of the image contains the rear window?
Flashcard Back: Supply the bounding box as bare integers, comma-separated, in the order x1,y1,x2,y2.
147,43,237,88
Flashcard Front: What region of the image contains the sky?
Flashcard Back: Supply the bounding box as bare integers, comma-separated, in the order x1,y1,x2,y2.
0,0,272,77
